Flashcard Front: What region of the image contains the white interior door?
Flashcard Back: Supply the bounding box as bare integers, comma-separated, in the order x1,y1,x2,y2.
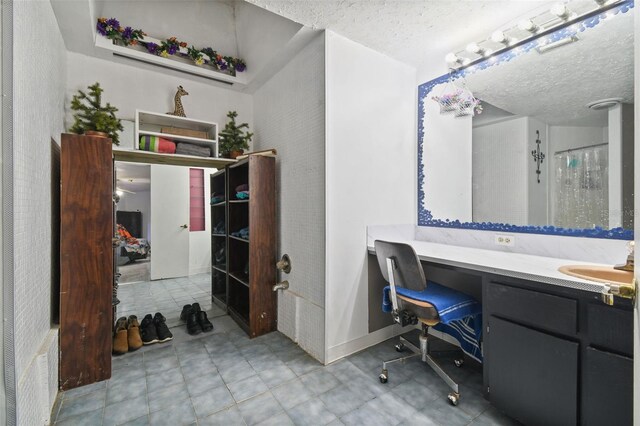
150,165,190,280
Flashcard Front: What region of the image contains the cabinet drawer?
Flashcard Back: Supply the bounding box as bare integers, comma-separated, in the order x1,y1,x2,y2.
487,282,577,336
587,304,633,356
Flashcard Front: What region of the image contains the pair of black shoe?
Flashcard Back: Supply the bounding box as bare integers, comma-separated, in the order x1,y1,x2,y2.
140,312,173,345
180,303,214,335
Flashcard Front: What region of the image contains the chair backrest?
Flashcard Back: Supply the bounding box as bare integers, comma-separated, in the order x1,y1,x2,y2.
374,240,426,292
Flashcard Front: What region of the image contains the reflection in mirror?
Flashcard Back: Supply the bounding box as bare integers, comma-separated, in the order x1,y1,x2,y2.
419,3,634,238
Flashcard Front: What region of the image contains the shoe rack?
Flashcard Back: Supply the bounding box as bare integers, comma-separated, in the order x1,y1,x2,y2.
210,156,276,338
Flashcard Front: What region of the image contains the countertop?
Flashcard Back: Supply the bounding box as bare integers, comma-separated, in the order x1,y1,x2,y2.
367,237,613,294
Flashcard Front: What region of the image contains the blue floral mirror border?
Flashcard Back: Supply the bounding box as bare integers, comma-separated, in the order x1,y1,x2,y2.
417,0,634,240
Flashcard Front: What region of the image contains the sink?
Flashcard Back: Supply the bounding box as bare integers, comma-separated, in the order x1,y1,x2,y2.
558,265,633,285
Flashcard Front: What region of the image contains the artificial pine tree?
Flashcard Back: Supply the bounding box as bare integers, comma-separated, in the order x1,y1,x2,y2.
69,82,123,145
218,111,253,157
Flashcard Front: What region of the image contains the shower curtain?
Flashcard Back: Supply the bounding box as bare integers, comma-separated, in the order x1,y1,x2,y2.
552,144,608,229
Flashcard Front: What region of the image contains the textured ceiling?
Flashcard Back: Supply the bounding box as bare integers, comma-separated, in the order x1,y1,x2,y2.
245,0,557,79
464,9,634,127
115,162,150,192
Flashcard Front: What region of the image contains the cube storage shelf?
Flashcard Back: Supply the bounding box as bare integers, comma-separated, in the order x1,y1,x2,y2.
210,156,276,337
211,156,277,337
135,110,219,157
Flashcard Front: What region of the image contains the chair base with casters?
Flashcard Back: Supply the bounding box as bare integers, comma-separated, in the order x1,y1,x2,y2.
374,240,481,407
378,322,464,406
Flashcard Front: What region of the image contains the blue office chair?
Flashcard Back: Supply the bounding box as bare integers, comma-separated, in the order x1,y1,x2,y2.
374,240,482,406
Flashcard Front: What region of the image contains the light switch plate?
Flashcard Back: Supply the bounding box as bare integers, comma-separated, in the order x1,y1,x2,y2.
494,234,515,247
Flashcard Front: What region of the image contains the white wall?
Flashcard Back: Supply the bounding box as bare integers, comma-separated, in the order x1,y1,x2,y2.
189,168,217,276
325,31,416,362
549,125,607,153
253,34,326,362
117,190,150,240
473,117,528,225
423,87,472,222
66,51,254,149
14,1,66,423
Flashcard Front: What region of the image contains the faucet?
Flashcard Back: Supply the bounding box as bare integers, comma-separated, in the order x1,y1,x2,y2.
614,241,634,272
273,280,289,292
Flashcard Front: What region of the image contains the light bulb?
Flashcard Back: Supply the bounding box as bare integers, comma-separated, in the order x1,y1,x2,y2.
466,43,481,54
491,30,506,44
445,52,459,63
518,19,537,32
551,3,569,18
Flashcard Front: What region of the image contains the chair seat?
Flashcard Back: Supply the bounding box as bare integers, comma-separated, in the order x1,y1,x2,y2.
397,294,440,325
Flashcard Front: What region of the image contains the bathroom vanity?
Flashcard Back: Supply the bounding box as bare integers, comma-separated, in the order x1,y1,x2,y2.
367,234,633,426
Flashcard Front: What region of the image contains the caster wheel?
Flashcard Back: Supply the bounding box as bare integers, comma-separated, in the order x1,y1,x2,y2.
454,359,464,368
448,392,460,406
379,369,388,384
395,343,405,352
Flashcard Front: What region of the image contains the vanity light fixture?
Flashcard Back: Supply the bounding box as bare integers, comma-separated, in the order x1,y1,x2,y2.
444,0,625,71
536,35,579,53
518,19,539,33
490,30,514,45
550,3,573,19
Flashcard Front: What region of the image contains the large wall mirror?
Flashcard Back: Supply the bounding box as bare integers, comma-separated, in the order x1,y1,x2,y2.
418,1,634,239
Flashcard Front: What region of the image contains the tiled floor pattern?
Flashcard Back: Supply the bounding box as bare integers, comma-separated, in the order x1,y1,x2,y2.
118,259,151,284
51,314,518,426
116,273,225,330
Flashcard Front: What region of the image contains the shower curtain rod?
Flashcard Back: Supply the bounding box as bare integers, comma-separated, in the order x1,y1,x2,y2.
554,142,608,155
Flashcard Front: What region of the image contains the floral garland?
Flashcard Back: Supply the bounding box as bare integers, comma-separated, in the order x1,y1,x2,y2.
96,17,247,74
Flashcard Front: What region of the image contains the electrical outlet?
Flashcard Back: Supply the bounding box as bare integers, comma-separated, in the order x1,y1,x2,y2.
494,234,515,247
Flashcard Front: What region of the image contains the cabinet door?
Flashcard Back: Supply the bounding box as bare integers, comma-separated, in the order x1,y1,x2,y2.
583,347,632,426
488,316,578,426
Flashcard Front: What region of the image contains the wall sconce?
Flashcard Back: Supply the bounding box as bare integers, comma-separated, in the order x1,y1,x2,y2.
531,130,545,183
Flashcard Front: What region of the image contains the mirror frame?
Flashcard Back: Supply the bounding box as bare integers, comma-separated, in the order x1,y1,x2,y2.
417,0,634,240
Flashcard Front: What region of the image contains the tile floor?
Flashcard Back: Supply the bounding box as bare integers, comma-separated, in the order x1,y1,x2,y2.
116,273,226,330
51,310,519,426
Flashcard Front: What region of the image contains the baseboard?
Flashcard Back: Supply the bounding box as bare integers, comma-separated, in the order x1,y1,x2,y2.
325,323,411,364
189,267,209,275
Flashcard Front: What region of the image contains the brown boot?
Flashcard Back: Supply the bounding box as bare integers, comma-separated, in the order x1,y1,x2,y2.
127,315,143,351
113,317,128,355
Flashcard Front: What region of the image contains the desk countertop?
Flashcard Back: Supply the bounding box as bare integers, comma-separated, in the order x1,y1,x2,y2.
367,237,610,294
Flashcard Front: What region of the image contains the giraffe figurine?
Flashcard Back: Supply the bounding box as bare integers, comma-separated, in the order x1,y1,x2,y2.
167,85,189,117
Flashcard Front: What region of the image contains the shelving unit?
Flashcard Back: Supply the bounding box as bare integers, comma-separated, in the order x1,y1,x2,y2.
135,110,219,157
210,156,276,337
210,169,228,309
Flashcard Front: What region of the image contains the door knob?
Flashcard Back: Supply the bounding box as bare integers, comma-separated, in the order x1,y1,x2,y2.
180,224,188,229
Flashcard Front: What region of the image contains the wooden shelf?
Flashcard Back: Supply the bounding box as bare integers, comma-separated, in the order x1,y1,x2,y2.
211,201,226,207
113,148,235,168
229,235,249,243
211,233,226,238
139,130,216,147
95,36,246,86
229,272,250,288
229,199,250,204
212,265,227,274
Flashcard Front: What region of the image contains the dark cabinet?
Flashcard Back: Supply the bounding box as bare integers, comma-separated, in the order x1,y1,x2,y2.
211,156,276,338
488,316,578,426
484,279,633,425
583,347,633,426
